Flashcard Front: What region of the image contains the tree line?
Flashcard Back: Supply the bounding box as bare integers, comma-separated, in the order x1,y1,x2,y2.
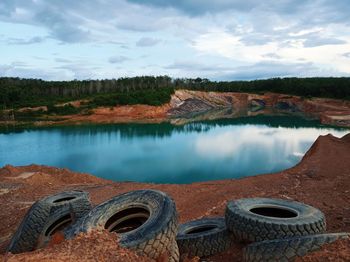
0,76,173,109
176,77,350,100
1,76,350,110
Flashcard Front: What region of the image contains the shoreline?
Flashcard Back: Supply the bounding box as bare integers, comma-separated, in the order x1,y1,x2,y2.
1,90,350,129
1,133,350,261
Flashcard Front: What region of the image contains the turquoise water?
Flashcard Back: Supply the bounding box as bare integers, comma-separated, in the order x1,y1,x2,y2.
0,115,348,184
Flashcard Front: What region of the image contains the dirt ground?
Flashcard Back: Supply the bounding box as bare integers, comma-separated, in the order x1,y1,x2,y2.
2,231,153,262
0,133,349,261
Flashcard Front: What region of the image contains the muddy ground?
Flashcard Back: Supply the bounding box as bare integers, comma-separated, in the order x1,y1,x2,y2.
0,133,350,261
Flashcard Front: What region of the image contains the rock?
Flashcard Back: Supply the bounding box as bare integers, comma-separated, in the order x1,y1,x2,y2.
168,98,214,116
250,99,266,108
274,101,300,111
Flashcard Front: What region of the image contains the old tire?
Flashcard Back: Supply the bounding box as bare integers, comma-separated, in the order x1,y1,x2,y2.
225,198,326,242
79,190,178,260
7,191,91,253
41,190,92,218
7,201,51,254
243,232,349,262
166,240,180,262
176,217,232,258
37,190,92,248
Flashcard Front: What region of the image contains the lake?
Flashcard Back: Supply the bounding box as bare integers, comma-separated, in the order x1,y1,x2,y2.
0,115,348,184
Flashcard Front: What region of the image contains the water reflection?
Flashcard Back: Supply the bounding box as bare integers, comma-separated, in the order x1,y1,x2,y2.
195,126,330,159
0,115,348,184
193,125,345,179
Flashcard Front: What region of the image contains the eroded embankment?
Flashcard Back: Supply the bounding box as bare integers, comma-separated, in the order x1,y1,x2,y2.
167,90,350,127
53,90,350,127
0,133,350,261
2,90,350,128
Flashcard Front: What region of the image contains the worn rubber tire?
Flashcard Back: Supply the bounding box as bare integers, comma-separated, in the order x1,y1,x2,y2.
243,232,349,262
176,217,232,258
37,191,92,248
225,198,326,242
63,214,88,240
7,191,91,253
7,201,51,254
41,190,92,218
78,190,178,260
165,239,180,262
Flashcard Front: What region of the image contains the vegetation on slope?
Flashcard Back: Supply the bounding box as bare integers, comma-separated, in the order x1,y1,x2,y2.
175,77,350,100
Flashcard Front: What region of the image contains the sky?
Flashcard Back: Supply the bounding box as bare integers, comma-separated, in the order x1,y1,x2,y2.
0,0,350,81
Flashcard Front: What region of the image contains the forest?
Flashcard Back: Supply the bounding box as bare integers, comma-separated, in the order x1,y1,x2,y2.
1,76,350,111
0,76,173,109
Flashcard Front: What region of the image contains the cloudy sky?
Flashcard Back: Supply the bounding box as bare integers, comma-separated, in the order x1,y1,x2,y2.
0,0,350,80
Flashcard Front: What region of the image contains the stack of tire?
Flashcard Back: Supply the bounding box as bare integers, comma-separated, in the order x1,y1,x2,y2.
225,198,349,261
7,190,349,262
176,198,349,261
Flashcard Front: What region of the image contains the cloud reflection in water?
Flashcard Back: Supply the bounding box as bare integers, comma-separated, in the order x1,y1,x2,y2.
194,125,348,175
0,120,348,183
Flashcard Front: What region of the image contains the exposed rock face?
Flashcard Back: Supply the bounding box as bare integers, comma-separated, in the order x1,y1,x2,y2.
167,90,303,117
320,111,350,127
167,98,214,116
250,99,266,109
167,90,350,127
275,101,299,111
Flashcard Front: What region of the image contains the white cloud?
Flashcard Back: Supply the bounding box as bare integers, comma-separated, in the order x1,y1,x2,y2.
191,27,350,76
0,0,349,79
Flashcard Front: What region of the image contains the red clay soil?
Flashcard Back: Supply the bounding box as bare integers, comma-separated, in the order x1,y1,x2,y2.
62,103,171,125
0,133,350,261
2,231,153,262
